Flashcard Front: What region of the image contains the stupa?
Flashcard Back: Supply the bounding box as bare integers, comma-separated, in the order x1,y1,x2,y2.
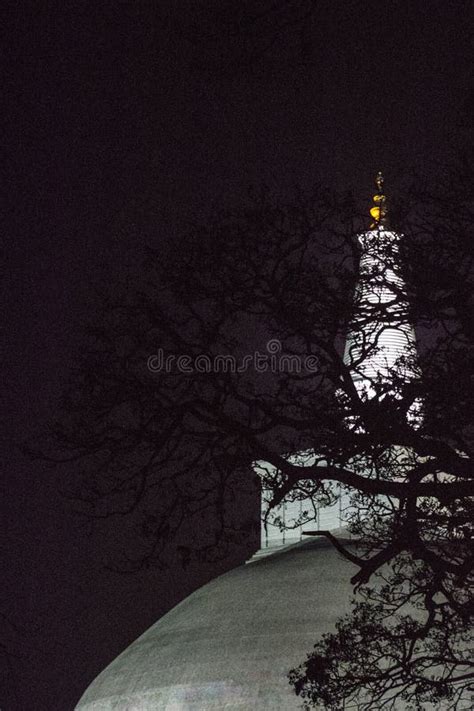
75,174,418,710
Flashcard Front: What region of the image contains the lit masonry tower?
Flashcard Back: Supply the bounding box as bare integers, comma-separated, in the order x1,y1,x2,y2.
258,173,418,549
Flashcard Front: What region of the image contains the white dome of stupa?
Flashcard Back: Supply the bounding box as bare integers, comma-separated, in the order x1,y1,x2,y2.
75,537,357,710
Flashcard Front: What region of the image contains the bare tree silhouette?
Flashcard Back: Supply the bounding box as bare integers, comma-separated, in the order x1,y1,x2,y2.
33,169,473,708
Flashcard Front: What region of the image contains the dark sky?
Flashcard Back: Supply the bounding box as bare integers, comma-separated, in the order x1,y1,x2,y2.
1,2,472,709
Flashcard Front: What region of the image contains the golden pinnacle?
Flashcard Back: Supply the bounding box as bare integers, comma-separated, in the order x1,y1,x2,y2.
369,171,388,228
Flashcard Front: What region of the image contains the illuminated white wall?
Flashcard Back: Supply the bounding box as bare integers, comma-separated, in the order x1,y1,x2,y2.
255,455,352,549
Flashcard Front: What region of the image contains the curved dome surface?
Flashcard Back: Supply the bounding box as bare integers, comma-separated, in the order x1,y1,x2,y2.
76,537,358,710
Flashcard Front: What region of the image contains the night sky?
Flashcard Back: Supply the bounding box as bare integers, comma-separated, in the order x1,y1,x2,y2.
1,2,472,709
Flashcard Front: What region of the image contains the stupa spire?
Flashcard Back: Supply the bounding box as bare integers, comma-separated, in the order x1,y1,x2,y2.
369,170,388,228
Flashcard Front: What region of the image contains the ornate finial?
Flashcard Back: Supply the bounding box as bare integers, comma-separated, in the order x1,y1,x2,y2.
369,171,388,228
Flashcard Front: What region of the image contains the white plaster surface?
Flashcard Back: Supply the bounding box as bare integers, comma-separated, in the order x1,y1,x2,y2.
76,538,357,710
